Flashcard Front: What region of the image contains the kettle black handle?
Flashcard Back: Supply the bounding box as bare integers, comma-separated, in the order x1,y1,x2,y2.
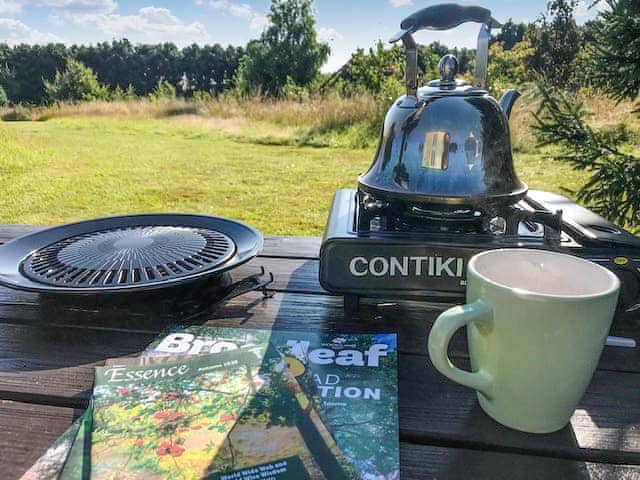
400,3,496,33
390,3,500,95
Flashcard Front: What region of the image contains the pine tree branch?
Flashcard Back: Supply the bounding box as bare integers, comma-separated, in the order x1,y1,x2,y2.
532,79,640,228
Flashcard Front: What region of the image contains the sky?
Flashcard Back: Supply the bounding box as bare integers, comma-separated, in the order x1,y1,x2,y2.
0,0,604,72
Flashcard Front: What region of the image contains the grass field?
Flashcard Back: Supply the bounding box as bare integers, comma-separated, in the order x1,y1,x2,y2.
0,95,633,236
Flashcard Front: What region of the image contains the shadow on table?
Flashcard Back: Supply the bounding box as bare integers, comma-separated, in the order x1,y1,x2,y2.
430,440,592,479
0,289,215,375
270,260,635,477
1,259,635,466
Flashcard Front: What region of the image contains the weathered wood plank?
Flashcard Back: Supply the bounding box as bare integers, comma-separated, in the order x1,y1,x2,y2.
400,355,640,464
0,225,46,244
1,226,639,470
3,400,638,480
0,316,639,464
0,290,637,373
400,443,640,480
262,236,320,259
0,400,82,480
0,323,156,408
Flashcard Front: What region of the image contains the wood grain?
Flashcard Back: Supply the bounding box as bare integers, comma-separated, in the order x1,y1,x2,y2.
0,290,637,372
0,317,638,463
1,227,640,474
0,400,82,480
0,225,46,244
400,443,640,480
3,400,638,480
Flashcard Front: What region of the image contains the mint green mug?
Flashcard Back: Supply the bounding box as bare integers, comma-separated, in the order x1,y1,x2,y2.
428,249,620,433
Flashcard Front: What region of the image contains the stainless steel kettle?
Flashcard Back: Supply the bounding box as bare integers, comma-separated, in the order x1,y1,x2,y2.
358,3,528,208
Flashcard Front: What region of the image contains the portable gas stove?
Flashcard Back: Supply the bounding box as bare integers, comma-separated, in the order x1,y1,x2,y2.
319,189,640,312
319,3,640,313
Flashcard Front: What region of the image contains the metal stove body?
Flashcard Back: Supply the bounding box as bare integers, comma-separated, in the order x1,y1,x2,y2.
319,189,640,313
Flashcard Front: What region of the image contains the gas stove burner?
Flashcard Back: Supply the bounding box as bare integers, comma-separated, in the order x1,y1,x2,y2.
21,226,235,289
0,214,263,294
357,190,563,238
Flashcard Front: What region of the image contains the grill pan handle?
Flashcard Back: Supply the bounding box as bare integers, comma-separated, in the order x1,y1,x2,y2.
221,266,274,302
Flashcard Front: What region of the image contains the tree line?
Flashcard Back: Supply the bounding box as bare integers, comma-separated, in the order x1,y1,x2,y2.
0,0,628,106
0,0,637,228
0,40,244,104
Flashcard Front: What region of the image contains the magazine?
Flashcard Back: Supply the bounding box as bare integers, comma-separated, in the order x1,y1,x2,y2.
142,327,400,480
59,406,93,480
19,414,84,480
20,327,399,480
90,343,358,479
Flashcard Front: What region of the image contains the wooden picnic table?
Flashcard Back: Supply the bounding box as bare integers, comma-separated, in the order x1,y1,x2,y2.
1,225,639,479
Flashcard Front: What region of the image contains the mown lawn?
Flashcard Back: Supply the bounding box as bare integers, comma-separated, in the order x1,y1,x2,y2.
0,115,588,235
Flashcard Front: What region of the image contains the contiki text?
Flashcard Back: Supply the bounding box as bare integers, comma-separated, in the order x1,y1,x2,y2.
348,256,465,278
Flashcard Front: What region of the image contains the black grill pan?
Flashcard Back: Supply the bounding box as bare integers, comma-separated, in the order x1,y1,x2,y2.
0,214,263,294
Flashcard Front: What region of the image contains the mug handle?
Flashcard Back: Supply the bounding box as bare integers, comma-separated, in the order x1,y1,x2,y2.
428,299,494,398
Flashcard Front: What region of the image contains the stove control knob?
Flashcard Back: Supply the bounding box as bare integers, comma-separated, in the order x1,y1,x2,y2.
489,216,507,235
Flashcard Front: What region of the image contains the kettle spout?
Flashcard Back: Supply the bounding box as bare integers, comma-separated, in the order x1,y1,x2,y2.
498,89,521,120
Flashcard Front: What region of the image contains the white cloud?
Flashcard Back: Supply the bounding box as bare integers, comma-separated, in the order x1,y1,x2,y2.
0,17,63,44
249,15,267,32
0,0,21,15
574,0,610,21
208,0,267,32
389,0,412,7
317,27,343,42
48,13,63,25
37,0,117,14
322,50,350,74
575,1,590,18
0,0,116,16
68,7,212,46
225,2,253,18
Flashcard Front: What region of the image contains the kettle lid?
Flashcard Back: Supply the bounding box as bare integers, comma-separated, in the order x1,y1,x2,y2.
416,54,488,98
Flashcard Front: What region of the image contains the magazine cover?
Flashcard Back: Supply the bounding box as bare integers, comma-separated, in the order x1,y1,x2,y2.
19,414,84,480
143,327,400,480
91,343,357,479
59,405,93,480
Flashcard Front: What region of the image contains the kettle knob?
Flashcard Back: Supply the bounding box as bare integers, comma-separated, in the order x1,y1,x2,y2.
439,54,458,85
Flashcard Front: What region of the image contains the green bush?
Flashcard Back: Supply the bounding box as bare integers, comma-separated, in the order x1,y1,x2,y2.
487,40,535,98
525,0,582,87
533,82,640,229
193,90,214,102
0,84,7,106
148,78,176,101
44,58,109,103
281,77,310,102
110,84,137,101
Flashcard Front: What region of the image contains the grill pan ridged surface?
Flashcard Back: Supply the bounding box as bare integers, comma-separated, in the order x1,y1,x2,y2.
0,214,263,294
21,226,235,288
